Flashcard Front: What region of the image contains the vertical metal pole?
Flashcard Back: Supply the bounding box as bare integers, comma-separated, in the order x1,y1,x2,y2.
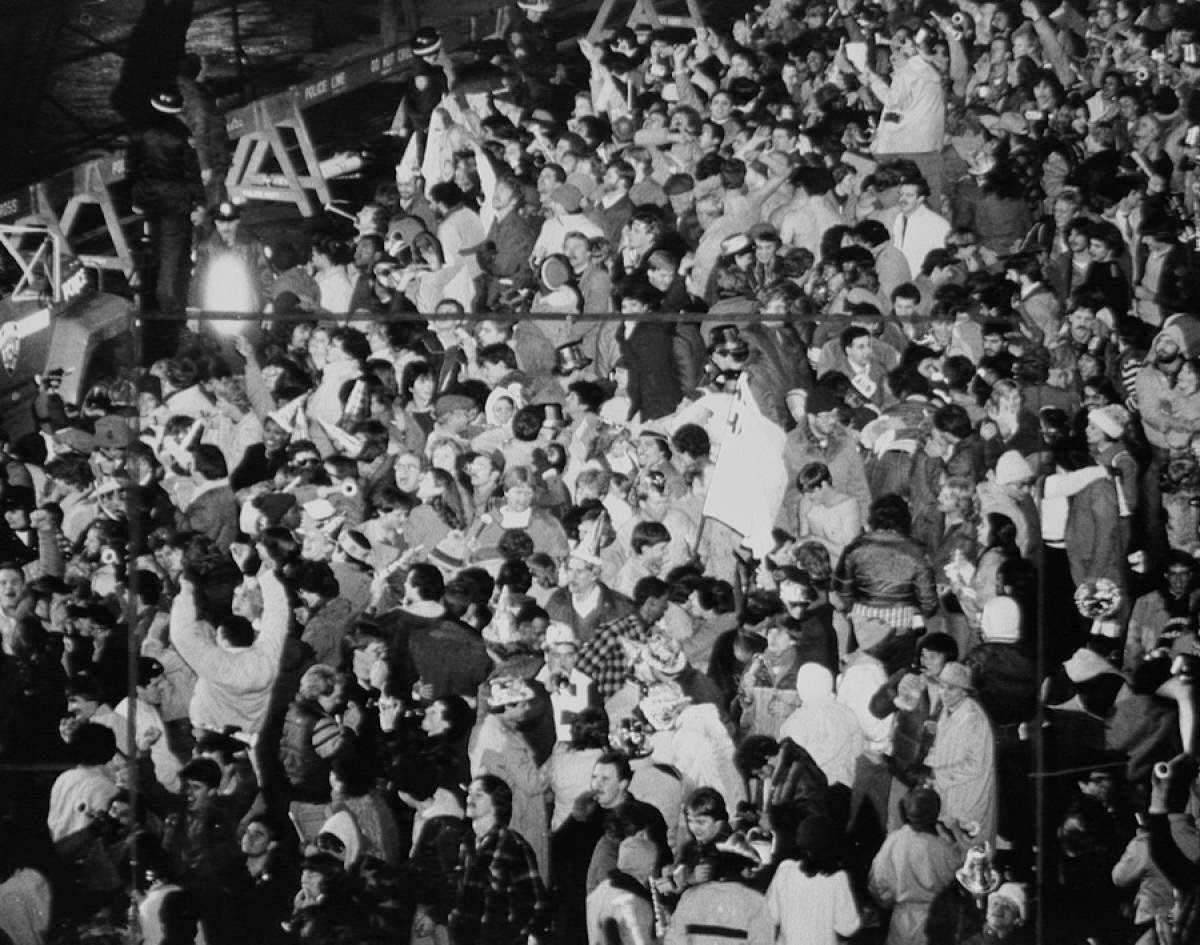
231,0,245,97
1033,386,1046,945
124,305,145,939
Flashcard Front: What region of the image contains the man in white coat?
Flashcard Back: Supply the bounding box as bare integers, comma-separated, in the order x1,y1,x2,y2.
890,178,951,277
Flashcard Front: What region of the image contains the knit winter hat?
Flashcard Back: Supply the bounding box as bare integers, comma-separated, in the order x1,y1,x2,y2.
990,883,1028,923
317,810,363,867
1155,315,1200,359
565,172,599,204
994,450,1034,485
794,662,834,701
981,596,1021,643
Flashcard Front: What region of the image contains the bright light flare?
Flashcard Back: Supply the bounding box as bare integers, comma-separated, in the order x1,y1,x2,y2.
202,252,256,334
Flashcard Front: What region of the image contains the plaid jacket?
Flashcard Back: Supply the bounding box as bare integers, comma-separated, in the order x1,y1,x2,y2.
575,612,651,701
449,825,550,945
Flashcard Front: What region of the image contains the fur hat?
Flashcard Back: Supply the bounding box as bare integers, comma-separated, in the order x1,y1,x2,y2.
644,634,687,676
990,882,1028,923
638,681,691,731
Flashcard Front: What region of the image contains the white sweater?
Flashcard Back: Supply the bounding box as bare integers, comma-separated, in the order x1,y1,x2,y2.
170,569,289,734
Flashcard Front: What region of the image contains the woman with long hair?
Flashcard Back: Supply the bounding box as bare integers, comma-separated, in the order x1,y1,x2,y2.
767,814,861,945
398,360,436,455
914,475,981,578
403,232,474,312
410,467,466,542
948,512,1022,653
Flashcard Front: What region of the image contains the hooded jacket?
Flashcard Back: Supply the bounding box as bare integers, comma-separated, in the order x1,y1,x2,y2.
779,664,864,787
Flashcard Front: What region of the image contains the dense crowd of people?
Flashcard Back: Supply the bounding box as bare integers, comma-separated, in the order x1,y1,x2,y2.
4,0,1200,941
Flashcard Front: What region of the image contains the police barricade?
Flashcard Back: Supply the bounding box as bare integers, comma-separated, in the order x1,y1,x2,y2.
0,153,136,303
587,0,706,42
223,43,414,217
0,41,416,307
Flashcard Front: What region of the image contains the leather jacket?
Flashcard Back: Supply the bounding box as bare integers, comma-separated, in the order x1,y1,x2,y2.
127,115,204,215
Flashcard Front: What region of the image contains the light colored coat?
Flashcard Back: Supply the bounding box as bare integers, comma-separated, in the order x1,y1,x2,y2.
925,697,997,843
868,825,961,945
780,664,864,787
668,881,773,945
169,568,289,734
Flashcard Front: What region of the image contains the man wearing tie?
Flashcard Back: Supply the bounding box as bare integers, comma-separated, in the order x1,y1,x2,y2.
891,177,952,277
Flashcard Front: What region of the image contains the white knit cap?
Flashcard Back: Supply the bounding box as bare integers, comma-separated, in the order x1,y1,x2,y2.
990,882,1028,923
981,596,1021,643
994,450,1033,485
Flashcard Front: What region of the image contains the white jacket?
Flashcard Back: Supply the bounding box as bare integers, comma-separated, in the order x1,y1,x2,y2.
170,569,289,734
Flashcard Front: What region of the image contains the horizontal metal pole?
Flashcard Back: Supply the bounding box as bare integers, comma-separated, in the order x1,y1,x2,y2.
175,308,938,323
